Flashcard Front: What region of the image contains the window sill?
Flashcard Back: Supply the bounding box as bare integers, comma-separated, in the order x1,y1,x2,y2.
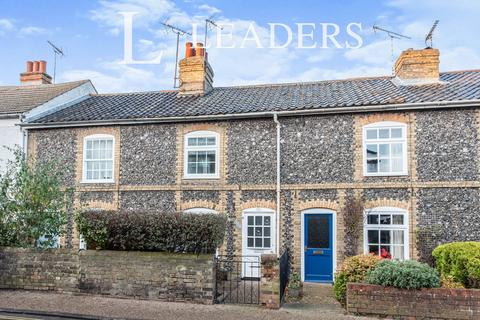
182,176,220,180
363,173,408,177
80,180,115,184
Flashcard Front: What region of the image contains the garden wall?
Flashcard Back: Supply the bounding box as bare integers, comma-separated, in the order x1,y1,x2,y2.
0,248,215,304
347,283,480,319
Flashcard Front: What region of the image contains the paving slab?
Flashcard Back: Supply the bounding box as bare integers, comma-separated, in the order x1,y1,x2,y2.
0,287,374,320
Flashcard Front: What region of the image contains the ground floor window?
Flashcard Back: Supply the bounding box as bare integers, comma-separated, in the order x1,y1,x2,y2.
364,207,408,260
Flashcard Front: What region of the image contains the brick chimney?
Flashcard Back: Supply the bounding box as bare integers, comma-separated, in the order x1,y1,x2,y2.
178,42,214,96
394,48,440,85
20,60,52,85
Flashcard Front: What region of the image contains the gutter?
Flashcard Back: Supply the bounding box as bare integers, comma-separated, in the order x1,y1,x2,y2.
18,99,480,129
273,113,281,256
0,113,21,119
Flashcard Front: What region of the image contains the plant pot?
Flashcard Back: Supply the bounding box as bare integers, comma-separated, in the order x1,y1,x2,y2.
288,287,303,299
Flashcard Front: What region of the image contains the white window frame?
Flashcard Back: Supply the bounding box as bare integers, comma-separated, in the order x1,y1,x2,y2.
184,208,218,214
363,121,408,176
183,131,220,179
82,134,115,183
363,207,409,260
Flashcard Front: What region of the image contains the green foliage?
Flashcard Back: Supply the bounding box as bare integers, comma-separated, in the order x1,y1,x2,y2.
288,272,301,290
366,259,440,289
432,242,480,288
0,147,70,248
76,210,227,254
333,254,381,304
440,275,465,289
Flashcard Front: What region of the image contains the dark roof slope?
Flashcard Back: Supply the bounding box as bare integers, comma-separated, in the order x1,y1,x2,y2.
0,80,89,115
32,71,480,124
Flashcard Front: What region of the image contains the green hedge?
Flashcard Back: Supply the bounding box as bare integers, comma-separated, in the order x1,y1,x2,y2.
76,210,227,254
366,259,440,289
333,254,381,305
432,242,480,288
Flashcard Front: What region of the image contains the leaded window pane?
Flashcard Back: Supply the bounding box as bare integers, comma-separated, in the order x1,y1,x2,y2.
366,144,377,158
380,215,391,225
391,128,402,138
367,214,379,224
368,230,379,243
366,129,377,139
367,159,378,173
379,128,389,139
379,159,390,172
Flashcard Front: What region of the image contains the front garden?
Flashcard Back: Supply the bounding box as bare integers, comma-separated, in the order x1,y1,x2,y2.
333,242,480,319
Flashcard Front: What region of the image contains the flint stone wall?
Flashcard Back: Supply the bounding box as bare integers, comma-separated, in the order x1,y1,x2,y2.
416,109,478,181
0,248,215,304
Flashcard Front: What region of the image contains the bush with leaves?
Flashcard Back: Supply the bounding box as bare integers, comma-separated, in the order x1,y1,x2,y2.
366,259,440,289
333,254,381,304
0,147,71,248
432,242,480,288
76,210,227,254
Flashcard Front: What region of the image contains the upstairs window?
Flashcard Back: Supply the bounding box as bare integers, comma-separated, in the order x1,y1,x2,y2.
184,131,219,179
363,122,407,176
364,207,409,260
83,135,114,183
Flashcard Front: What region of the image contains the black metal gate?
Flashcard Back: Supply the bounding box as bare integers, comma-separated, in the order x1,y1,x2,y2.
214,255,260,304
279,250,290,304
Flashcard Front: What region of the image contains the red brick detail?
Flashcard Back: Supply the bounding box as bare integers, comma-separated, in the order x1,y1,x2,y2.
347,283,480,319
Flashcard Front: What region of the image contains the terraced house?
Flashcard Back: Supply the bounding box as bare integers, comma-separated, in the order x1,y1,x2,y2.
20,43,480,283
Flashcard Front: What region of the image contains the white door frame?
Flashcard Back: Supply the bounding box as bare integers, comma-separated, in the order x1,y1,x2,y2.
300,208,337,282
242,208,276,277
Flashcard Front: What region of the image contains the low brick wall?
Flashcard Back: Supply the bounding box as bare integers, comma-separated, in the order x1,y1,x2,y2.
347,283,480,319
0,248,215,304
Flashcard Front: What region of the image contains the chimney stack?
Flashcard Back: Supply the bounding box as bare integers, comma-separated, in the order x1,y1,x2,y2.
394,48,440,85
178,42,214,96
20,60,52,86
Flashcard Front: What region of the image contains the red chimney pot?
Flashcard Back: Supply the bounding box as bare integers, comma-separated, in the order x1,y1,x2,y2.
32,61,39,72
185,42,195,58
196,42,205,57
39,60,47,73
26,61,33,73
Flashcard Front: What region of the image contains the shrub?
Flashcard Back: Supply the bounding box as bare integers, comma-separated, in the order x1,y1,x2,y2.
76,210,227,254
288,272,301,290
366,259,440,289
432,242,480,288
441,275,464,289
333,254,381,304
0,147,71,248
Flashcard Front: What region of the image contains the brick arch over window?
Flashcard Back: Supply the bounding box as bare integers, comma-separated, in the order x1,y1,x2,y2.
240,200,276,211
365,198,409,211
297,199,340,212
180,200,219,212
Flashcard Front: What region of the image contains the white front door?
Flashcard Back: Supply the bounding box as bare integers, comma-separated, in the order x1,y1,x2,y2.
242,208,276,278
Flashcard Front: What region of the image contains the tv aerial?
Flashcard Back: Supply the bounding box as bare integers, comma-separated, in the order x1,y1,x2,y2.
204,16,223,50
160,21,192,88
373,25,411,75
47,40,65,84
425,20,439,48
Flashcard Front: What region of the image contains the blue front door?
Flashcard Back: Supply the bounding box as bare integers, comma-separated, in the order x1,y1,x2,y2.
304,214,333,282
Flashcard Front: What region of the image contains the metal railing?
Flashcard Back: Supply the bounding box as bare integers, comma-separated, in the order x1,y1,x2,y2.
279,250,291,304
214,255,261,305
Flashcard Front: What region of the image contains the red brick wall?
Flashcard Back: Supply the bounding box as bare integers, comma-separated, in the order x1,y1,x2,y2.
347,283,480,319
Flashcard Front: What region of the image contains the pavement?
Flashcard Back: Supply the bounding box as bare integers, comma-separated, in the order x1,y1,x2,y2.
0,284,374,320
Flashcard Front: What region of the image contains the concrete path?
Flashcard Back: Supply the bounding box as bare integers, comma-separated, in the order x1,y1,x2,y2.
283,283,374,319
0,287,373,320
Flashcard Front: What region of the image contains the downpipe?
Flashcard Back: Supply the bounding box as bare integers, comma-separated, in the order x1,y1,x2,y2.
273,113,281,256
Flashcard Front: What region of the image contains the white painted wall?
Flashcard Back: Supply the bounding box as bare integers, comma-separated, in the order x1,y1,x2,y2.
0,118,22,172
